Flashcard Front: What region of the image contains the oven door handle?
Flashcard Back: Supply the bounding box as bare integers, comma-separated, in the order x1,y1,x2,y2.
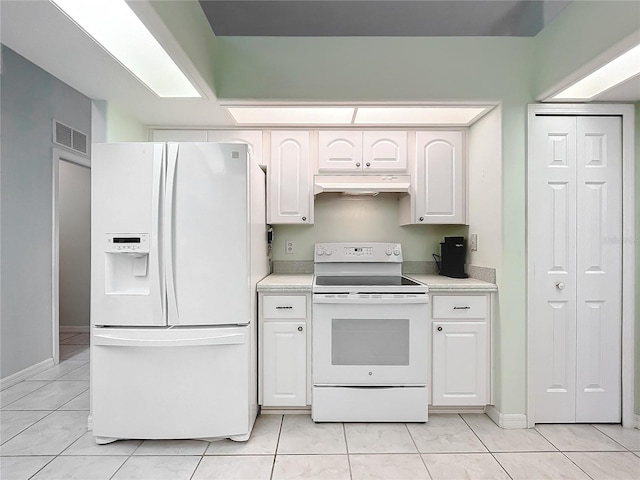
313,295,429,304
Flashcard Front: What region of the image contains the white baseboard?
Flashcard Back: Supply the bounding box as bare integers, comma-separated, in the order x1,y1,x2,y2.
60,326,90,334
486,405,528,429
635,414,640,430
87,414,93,431
1,358,55,390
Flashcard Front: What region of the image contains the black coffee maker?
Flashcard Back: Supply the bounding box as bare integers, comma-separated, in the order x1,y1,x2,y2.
433,236,468,279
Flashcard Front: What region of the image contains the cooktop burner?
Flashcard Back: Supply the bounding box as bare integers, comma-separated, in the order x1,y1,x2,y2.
315,276,421,287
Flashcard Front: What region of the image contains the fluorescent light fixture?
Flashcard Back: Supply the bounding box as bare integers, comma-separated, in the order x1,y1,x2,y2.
227,107,355,125
354,107,488,125
552,44,640,100
50,0,200,98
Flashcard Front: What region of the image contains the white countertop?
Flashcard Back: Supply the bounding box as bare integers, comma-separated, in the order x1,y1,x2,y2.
257,273,497,293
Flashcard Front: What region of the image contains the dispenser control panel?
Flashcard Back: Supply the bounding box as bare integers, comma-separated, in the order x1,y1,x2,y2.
105,234,150,253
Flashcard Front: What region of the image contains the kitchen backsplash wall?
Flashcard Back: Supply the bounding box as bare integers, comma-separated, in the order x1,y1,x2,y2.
271,193,468,261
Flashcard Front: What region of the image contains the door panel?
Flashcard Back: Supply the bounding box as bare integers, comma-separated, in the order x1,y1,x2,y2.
167,143,249,326
575,117,622,422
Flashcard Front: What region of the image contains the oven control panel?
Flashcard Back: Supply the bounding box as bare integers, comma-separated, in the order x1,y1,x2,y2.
314,242,402,263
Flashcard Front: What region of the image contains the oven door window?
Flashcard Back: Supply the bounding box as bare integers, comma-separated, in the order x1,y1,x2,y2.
331,318,410,366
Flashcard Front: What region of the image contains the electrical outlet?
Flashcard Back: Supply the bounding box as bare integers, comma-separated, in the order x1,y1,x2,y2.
285,240,295,254
470,233,478,252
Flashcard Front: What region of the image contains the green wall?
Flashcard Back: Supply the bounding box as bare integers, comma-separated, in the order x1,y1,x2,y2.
636,101,640,416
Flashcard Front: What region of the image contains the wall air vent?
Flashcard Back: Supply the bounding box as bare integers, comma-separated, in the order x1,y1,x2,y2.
53,120,88,155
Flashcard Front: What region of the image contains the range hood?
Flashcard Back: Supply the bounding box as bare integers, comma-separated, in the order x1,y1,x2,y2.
313,175,411,195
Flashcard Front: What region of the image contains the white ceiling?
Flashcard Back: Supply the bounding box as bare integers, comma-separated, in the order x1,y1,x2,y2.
0,0,637,128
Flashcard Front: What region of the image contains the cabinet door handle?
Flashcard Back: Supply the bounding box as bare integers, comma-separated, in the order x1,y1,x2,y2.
301,216,307,221
276,306,293,309
453,306,471,310
298,326,304,332
437,326,443,332
365,162,371,167
419,216,424,222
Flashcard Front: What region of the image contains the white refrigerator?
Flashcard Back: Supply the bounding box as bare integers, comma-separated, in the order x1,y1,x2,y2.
90,142,267,444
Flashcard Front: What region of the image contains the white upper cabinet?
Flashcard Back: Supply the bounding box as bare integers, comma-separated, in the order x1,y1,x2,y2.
318,131,407,173
317,131,363,172
363,131,407,172
207,130,264,167
413,131,465,224
268,131,312,224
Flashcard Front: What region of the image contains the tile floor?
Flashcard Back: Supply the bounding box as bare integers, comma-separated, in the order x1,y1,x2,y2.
2,332,640,479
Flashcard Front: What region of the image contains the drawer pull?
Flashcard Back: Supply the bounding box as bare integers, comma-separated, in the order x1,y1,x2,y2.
453,306,471,310
437,326,443,332
276,306,293,309
298,326,303,332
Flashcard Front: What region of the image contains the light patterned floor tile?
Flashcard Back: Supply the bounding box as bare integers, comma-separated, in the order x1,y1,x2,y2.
59,332,78,341
31,455,127,480
28,361,86,381
1,381,49,408
1,410,50,444
345,423,417,453
277,415,346,454
462,414,556,452
111,455,201,480
60,333,90,345
565,452,640,480
0,456,54,480
272,454,351,480
350,454,429,480
133,439,208,455
495,452,591,479
0,410,88,456
593,424,640,451
58,390,90,411
193,455,274,480
408,414,487,453
206,414,281,455
535,424,626,451
422,453,510,480
61,431,142,456
58,364,90,381
3,381,88,411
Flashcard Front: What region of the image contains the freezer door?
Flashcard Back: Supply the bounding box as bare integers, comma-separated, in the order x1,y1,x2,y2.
91,143,165,326
92,326,253,440
165,143,250,326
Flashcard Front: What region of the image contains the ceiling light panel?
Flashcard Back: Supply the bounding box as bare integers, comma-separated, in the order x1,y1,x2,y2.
552,44,640,100
51,0,200,98
227,107,355,125
354,107,488,125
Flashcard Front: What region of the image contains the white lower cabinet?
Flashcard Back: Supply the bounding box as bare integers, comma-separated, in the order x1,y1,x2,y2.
262,322,306,406
259,293,310,408
431,293,490,407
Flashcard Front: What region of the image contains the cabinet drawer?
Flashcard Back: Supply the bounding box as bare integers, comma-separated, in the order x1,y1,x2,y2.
432,295,487,319
263,296,307,319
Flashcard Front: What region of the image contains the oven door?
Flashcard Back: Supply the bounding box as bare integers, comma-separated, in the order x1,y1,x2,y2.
312,294,429,386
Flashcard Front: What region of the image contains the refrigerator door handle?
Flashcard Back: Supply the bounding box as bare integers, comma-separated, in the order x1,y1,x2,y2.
92,332,247,347
165,144,179,325
152,144,165,321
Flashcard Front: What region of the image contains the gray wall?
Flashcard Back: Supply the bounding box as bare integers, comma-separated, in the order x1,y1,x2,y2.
0,46,91,379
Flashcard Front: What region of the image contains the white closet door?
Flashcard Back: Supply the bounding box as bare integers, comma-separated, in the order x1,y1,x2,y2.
532,116,578,423
575,116,622,422
531,115,622,424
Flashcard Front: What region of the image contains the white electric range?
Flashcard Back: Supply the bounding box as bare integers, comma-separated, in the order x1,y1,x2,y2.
311,242,429,422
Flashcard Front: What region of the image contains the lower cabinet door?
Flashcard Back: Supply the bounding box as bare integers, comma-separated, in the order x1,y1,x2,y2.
263,321,307,406
432,322,487,406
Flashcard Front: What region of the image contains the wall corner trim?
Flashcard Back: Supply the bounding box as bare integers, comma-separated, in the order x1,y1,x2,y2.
0,358,55,390
486,405,528,429
635,414,640,430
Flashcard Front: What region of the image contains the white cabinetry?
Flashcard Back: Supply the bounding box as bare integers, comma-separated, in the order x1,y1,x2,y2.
207,130,264,167
259,293,310,407
151,130,207,142
268,131,312,224
431,294,489,406
318,131,407,173
403,131,465,224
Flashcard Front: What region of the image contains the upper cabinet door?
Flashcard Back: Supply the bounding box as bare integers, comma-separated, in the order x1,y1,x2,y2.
207,130,264,167
318,131,363,172
268,131,312,224
363,131,407,172
415,131,465,224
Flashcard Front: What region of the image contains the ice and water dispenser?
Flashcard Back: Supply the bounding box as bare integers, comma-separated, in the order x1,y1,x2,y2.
105,234,150,295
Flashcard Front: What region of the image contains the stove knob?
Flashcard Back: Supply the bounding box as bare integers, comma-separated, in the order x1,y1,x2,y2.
393,248,400,256
316,247,324,256
385,247,392,256
324,249,332,256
